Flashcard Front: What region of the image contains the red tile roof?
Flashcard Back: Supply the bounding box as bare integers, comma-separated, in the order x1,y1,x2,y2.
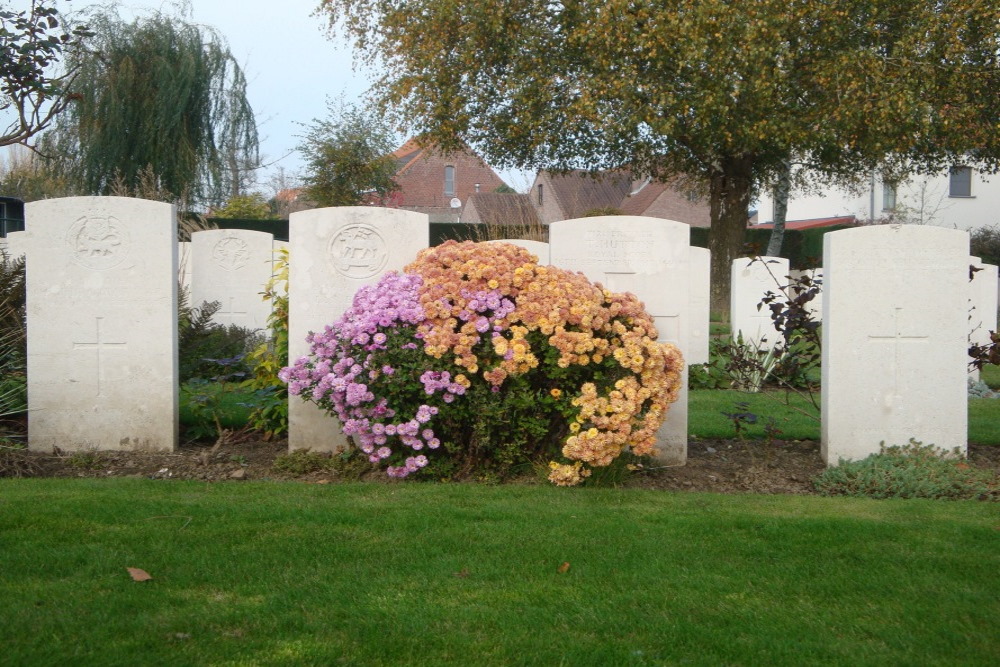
752,216,857,230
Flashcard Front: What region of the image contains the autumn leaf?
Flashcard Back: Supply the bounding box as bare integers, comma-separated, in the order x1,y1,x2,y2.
453,568,470,579
127,567,153,582
557,562,571,574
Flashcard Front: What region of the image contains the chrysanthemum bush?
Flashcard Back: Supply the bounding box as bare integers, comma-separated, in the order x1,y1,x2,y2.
281,241,683,485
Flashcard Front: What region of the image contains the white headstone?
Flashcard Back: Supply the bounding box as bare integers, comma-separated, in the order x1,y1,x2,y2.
288,207,429,452
190,229,273,332
25,197,178,452
550,216,690,465
688,247,711,365
178,241,192,295
822,225,968,465
789,268,824,323
2,231,27,261
969,257,999,381
730,256,789,350
488,239,550,264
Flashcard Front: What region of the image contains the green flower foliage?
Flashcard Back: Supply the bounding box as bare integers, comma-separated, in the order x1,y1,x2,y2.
812,440,997,501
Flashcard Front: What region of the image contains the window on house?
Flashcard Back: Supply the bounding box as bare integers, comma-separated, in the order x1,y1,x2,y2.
537,184,544,206
950,166,972,197
882,181,897,210
444,166,455,196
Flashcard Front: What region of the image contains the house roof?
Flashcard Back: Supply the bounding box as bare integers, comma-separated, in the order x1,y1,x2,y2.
752,216,857,230
392,138,427,176
543,170,633,219
619,179,671,216
465,193,538,226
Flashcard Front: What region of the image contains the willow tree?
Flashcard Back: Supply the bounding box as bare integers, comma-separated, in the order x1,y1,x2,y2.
316,0,1000,308
50,6,258,208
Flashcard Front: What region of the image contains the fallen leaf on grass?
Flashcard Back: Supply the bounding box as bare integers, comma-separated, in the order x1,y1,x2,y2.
557,562,571,574
453,568,470,579
127,567,153,582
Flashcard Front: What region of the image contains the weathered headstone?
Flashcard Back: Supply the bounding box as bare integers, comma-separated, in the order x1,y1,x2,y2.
178,241,192,295
288,207,429,452
730,256,789,350
550,216,690,465
25,197,178,452
969,257,999,381
2,231,27,261
488,239,550,264
688,246,711,365
789,268,824,323
190,229,273,332
822,225,968,465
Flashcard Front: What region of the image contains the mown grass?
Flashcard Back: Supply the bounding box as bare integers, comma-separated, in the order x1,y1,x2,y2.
690,388,1000,446
1,479,998,665
982,363,1000,389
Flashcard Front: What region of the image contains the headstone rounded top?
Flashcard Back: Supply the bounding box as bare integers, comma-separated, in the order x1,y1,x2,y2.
829,224,969,244
449,197,462,208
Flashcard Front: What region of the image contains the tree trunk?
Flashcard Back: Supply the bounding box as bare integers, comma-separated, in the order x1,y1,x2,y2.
708,156,755,315
765,157,791,257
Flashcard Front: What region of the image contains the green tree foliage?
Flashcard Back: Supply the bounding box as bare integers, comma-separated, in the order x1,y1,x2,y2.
0,0,89,148
212,193,272,219
0,145,78,201
298,98,400,207
315,0,1000,308
48,5,258,208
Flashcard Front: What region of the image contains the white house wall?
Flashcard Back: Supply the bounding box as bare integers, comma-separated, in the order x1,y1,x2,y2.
757,168,1000,231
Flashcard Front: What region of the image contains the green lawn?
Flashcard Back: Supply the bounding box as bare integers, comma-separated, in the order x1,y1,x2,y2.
1,479,998,665
982,363,1000,389
690,388,1000,445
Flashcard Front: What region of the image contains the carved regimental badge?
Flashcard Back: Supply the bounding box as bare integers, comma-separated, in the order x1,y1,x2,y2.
67,215,129,270
212,236,250,271
329,224,388,279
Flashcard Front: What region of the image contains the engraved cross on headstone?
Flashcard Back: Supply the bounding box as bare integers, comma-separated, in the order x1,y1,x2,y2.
749,307,774,343
217,297,249,326
867,307,929,398
73,317,127,398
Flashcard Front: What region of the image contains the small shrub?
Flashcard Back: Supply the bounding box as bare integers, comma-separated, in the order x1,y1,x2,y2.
66,450,103,470
273,450,335,475
968,378,999,399
241,247,289,438
178,292,263,383
812,440,997,500
282,241,684,486
0,250,27,421
689,339,731,390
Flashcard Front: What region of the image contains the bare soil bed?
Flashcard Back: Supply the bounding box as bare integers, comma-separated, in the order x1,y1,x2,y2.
5,430,1000,494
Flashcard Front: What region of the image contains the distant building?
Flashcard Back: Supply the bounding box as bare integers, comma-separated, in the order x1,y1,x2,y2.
528,170,710,227
390,138,509,222
460,192,539,227
756,166,1000,231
